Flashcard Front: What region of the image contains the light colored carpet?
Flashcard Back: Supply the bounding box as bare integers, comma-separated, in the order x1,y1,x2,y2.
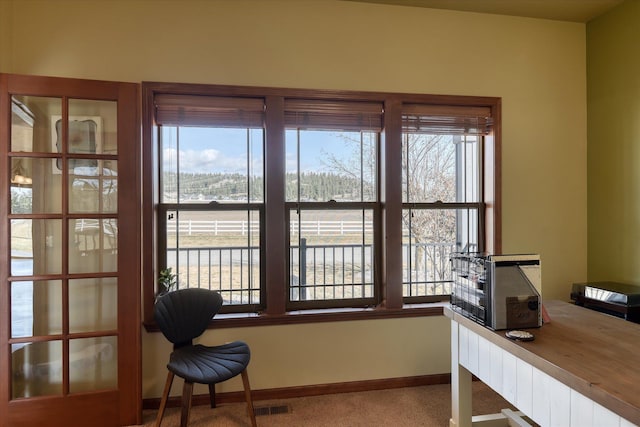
135,381,515,426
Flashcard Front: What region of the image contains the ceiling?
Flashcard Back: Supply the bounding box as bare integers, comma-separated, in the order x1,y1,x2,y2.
346,0,625,22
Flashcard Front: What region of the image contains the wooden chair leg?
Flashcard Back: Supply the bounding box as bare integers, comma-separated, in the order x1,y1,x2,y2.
241,369,257,427
180,381,194,427
208,383,216,408
155,371,175,427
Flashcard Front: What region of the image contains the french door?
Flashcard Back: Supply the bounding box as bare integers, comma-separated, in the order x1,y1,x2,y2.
0,74,141,426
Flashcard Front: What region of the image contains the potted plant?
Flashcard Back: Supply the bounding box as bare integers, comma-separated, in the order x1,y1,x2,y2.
156,267,177,301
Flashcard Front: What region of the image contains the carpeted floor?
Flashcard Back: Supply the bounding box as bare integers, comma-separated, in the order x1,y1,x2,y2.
136,381,515,426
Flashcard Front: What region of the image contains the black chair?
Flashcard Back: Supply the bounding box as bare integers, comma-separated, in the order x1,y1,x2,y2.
154,288,257,427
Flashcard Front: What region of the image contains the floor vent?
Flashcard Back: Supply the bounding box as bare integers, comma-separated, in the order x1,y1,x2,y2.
254,404,291,416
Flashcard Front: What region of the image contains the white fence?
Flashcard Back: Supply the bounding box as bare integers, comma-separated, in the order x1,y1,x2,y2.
167,220,373,236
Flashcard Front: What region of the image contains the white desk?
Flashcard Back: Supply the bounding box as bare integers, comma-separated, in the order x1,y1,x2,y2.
445,301,640,427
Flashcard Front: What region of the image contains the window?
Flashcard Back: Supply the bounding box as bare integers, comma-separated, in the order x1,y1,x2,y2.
143,84,500,326
401,104,490,303
284,100,382,309
154,95,265,313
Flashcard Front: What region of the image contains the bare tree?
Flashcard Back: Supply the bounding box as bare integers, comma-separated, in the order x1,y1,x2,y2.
319,133,376,201
402,133,458,283
325,132,461,285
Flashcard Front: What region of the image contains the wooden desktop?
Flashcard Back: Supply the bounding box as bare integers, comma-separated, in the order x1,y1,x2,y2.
445,300,640,427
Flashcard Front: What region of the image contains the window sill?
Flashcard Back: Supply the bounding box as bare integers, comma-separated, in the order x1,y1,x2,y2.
143,302,448,332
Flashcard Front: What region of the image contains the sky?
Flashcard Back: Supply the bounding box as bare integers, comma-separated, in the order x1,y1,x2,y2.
161,126,368,175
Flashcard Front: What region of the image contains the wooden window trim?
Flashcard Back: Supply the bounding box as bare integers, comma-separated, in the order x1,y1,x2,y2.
142,82,501,329
143,303,450,331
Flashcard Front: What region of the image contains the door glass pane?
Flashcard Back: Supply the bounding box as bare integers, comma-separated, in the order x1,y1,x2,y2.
69,160,118,213
69,336,117,393
69,218,117,273
69,278,117,333
11,219,62,276
68,99,117,155
63,116,101,155
11,95,61,153
11,280,63,338
11,157,62,214
11,340,63,399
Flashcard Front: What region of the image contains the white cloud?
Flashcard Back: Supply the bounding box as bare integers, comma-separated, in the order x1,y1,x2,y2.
163,148,250,173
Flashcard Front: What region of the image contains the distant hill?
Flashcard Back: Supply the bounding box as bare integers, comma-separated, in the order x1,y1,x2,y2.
163,171,373,202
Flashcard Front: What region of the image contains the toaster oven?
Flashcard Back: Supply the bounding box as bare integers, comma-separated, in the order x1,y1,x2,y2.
450,253,542,330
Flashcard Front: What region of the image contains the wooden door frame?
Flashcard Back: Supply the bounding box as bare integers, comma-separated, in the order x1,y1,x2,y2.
0,73,142,426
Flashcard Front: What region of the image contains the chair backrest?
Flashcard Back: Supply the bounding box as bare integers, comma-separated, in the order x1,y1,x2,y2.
154,288,223,347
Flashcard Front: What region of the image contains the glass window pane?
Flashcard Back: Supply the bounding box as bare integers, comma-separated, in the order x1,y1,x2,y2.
289,209,374,302
11,340,63,399
402,134,479,203
457,135,480,203
161,126,264,203
11,219,62,276
285,129,376,202
160,126,178,203
69,278,117,333
166,210,260,306
248,130,263,202
69,160,118,213
11,280,63,338
11,157,63,214
402,208,478,298
165,209,179,275
69,336,117,393
11,95,61,153
69,218,117,274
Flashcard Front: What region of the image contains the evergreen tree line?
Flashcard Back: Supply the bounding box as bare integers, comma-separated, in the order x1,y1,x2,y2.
163,171,370,202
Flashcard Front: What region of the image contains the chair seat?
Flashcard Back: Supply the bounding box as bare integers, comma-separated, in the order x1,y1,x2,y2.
167,341,250,384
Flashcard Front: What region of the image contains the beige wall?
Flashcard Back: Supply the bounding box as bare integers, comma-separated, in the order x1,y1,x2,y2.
0,0,12,72
587,0,640,282
4,0,588,398
143,316,451,397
